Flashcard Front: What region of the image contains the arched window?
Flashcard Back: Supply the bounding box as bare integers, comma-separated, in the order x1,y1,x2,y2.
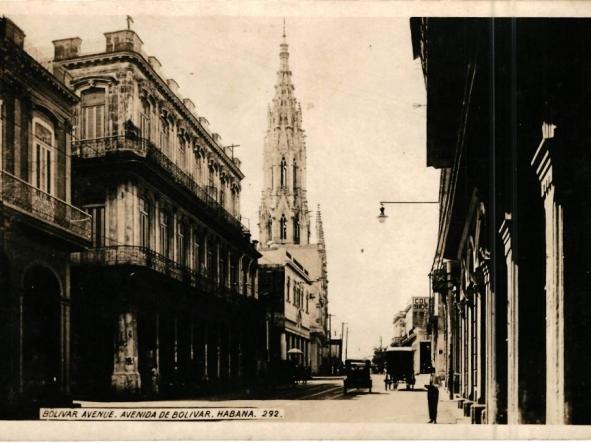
80,88,105,140
266,216,272,241
293,214,300,244
280,157,287,188
280,214,287,241
293,158,297,190
32,118,55,195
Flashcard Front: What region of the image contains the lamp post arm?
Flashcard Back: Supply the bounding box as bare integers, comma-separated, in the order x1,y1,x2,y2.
379,201,439,205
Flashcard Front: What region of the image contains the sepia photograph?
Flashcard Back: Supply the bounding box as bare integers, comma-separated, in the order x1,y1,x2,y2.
1,0,591,440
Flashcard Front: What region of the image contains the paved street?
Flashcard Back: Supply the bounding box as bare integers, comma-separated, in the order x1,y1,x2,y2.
78,374,466,423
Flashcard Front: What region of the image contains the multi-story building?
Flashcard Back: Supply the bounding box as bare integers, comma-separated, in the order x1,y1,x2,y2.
412,18,591,425
50,26,261,397
0,18,91,414
258,26,330,375
391,297,431,374
259,249,315,372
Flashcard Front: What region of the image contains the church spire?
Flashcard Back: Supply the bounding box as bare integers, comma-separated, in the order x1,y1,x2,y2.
259,20,310,247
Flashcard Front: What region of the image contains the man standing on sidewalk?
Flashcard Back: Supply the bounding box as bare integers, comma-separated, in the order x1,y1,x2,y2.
425,374,440,423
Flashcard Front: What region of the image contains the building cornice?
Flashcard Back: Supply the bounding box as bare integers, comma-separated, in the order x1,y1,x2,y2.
56,50,244,179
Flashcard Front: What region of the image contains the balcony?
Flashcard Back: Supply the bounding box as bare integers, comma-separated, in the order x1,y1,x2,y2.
73,135,249,236
0,170,91,242
71,245,246,301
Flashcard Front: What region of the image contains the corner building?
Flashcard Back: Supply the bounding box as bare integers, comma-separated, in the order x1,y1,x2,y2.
0,18,91,414
258,29,330,375
51,28,261,398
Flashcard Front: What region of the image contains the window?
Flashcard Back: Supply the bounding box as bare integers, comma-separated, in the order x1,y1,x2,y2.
206,239,214,277
159,210,171,257
85,204,105,247
286,277,290,302
280,214,287,241
81,88,105,139
32,119,55,195
306,291,309,313
192,228,200,272
293,159,297,190
139,197,151,249
280,157,287,188
160,118,170,155
293,215,300,244
140,99,151,141
176,220,186,266
178,137,186,171
220,180,226,208
219,250,227,287
266,217,272,241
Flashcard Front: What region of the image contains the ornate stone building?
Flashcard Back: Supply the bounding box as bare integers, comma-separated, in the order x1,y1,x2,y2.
412,17,591,425
258,27,330,375
0,18,91,415
51,26,262,397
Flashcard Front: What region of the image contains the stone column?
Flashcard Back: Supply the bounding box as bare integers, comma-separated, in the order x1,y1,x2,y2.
479,263,496,422
280,332,287,360
500,216,519,423
112,309,141,393
531,122,565,424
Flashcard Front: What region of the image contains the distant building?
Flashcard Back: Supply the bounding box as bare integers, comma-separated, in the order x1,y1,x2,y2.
51,25,261,397
391,297,432,374
0,18,91,413
257,26,330,374
259,249,315,370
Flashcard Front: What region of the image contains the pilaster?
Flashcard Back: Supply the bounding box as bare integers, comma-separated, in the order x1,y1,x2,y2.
111,308,141,393
500,215,519,424
531,122,565,424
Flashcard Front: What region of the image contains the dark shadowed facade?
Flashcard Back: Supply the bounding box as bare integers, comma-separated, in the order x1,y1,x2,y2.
0,18,91,415
412,18,591,425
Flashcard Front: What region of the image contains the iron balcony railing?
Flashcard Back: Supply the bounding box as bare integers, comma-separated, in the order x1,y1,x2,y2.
73,135,249,235
0,170,91,241
71,245,248,299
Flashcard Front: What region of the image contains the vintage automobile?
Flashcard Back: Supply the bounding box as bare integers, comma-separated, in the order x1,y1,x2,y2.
343,359,372,394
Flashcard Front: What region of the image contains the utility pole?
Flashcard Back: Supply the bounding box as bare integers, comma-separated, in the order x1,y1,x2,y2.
328,314,335,374
341,322,346,363
224,144,240,159
345,326,349,360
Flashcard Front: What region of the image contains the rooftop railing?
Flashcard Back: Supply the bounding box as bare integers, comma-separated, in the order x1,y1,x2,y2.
0,170,91,241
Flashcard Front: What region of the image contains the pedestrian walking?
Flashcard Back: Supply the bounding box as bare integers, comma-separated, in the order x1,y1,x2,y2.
425,375,439,423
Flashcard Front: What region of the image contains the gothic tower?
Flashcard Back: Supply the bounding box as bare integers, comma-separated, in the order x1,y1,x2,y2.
259,23,311,247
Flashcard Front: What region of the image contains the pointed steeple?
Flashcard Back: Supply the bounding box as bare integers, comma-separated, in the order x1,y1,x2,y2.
259,20,310,247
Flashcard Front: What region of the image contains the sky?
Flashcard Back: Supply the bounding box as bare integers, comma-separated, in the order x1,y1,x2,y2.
5,2,440,359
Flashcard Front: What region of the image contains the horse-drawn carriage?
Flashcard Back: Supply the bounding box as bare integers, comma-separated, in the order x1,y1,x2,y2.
384,347,415,390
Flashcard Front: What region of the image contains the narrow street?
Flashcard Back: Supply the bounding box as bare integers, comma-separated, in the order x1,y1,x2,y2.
78,374,466,423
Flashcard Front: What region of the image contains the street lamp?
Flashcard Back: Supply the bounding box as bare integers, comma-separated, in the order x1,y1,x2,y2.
377,200,440,223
